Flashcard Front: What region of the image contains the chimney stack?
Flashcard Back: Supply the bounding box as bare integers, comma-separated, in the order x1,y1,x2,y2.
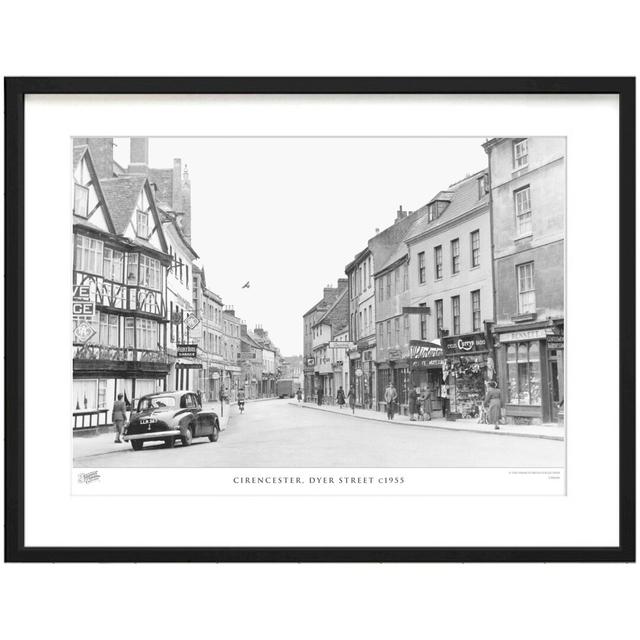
395,205,407,222
129,137,149,174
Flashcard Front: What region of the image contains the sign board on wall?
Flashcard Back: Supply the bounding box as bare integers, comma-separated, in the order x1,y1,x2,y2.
441,333,488,356
498,329,547,343
546,335,564,349
177,344,198,358
72,284,95,318
329,341,356,350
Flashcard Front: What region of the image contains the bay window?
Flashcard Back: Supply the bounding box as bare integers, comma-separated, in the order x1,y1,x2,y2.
74,235,103,274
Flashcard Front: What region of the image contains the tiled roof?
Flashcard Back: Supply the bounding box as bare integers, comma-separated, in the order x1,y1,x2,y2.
99,175,148,234
313,288,348,330
73,145,88,168
406,169,488,243
148,168,174,208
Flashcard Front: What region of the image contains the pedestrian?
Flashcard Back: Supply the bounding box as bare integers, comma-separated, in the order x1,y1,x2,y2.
347,384,356,414
420,385,432,421
408,387,418,421
317,387,324,406
336,386,346,409
196,389,202,407
296,388,302,404
384,382,398,420
111,393,127,443
483,380,502,430
440,381,450,418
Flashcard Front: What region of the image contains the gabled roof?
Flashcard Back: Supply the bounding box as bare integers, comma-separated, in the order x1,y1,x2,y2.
161,213,199,260
73,144,88,169
99,175,148,234
406,168,489,243
312,287,348,332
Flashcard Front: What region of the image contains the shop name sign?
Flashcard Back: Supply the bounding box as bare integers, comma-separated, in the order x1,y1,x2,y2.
329,341,355,350
409,340,443,360
498,328,547,343
72,284,95,317
177,344,198,358
441,333,487,355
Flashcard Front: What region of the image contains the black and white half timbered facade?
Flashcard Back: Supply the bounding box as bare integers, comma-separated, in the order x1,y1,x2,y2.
72,143,171,430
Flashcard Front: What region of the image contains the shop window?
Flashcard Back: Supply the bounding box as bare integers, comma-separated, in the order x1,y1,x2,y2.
73,379,97,411
98,379,108,409
506,341,541,405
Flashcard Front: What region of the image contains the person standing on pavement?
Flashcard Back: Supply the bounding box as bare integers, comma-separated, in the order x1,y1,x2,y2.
408,387,418,421
111,393,127,443
483,380,502,430
296,388,302,404
336,386,346,409
347,384,356,414
440,381,450,418
420,385,432,421
384,382,398,420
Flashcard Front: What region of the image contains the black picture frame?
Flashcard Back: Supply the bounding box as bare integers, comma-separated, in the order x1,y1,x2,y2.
4,77,635,563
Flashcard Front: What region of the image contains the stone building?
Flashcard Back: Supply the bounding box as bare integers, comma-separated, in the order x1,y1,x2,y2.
483,137,565,424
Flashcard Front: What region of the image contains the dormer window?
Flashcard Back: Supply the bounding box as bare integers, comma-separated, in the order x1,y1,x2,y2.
514,139,528,169
74,183,89,217
136,209,149,238
428,202,439,222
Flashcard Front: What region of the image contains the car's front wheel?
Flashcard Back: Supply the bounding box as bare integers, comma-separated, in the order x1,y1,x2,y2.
182,425,193,446
131,440,144,451
208,420,220,442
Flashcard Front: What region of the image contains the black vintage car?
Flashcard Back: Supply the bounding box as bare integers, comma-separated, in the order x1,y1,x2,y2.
123,391,220,451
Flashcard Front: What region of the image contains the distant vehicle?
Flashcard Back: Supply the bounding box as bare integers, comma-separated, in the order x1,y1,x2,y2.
123,391,220,451
276,378,297,398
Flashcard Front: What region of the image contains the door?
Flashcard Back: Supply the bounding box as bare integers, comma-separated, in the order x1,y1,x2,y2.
548,358,560,422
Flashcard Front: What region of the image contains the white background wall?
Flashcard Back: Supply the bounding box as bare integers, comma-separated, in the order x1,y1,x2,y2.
2,4,638,640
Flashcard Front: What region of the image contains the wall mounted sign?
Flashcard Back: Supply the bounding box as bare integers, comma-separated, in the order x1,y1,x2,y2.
177,344,198,358
441,333,488,356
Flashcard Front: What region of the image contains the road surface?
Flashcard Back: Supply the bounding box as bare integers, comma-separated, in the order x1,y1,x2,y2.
73,398,564,468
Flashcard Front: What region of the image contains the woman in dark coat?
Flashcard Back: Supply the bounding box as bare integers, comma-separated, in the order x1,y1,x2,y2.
408,387,418,421
336,386,346,409
483,381,502,430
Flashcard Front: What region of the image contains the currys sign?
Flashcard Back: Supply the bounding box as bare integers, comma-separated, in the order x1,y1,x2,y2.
442,333,488,356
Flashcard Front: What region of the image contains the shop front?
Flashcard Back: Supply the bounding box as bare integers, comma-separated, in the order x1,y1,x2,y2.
377,351,410,415
408,340,446,417
494,322,564,424
440,333,493,419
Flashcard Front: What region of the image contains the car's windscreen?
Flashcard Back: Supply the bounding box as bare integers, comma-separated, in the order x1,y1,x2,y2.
138,396,177,411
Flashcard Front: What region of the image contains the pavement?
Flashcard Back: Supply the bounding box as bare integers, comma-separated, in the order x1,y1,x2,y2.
73,397,564,468
291,401,565,441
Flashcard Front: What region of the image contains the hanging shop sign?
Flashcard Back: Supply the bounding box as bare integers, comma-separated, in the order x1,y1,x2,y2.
329,341,355,350
409,340,443,359
185,313,201,331
175,362,203,369
441,333,488,356
239,352,256,360
355,368,363,377
305,357,315,366
546,335,564,349
73,320,96,343
176,344,198,358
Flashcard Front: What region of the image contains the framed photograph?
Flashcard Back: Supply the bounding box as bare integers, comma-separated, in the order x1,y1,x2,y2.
4,77,635,562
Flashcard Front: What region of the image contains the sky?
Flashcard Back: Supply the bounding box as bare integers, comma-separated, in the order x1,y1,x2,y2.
113,137,487,356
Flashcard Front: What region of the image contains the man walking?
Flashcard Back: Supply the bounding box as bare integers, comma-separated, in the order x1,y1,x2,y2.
384,382,398,420
111,393,127,443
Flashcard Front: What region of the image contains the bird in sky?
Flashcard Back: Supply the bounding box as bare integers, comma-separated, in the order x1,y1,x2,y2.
242,281,250,289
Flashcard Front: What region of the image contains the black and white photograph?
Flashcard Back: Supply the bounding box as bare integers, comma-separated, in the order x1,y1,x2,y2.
71,135,566,475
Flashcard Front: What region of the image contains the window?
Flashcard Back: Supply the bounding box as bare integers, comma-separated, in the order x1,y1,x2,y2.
386,320,391,347
358,311,363,338
386,273,391,298
103,248,123,282
378,323,384,348
435,299,444,334
514,186,532,237
428,202,439,222
451,238,460,274
477,174,489,199
451,296,460,335
127,254,138,283
363,261,367,290
124,318,135,348
471,230,480,267
74,183,89,217
471,290,481,332
378,277,384,302
403,263,409,291
394,317,400,346
506,341,541,405
434,245,443,280
99,312,119,347
136,209,149,238
403,314,409,340
139,255,161,290
514,138,528,169
368,306,372,335
74,235,103,274
419,303,427,340
368,257,372,288
418,251,426,284
394,268,400,295
97,379,108,409
517,262,536,314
